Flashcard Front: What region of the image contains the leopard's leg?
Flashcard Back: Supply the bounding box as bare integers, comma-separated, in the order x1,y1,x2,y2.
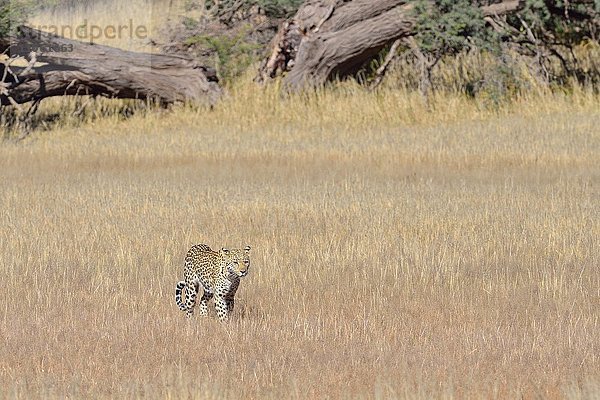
185,280,200,318
225,295,235,313
225,281,239,314
198,290,213,316
214,295,229,322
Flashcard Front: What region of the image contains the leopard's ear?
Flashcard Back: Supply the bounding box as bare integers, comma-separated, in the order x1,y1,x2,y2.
221,247,230,254
244,246,251,254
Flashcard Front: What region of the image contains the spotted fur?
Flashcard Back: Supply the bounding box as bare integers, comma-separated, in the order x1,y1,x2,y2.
175,244,251,321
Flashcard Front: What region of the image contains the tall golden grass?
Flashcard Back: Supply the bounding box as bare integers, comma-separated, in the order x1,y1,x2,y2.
28,0,197,52
0,79,599,398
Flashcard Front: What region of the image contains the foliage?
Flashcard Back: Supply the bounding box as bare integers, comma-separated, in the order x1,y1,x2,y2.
413,0,600,56
406,0,599,98
498,1,600,86
0,0,33,37
407,0,497,98
511,0,600,45
412,0,497,62
181,16,200,30
205,0,303,18
255,0,304,17
185,27,262,84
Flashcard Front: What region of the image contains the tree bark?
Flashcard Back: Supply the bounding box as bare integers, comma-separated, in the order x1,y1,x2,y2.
257,0,528,89
1,26,221,106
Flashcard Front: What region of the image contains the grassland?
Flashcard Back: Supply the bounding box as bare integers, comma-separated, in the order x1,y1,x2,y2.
28,0,195,52
0,82,599,399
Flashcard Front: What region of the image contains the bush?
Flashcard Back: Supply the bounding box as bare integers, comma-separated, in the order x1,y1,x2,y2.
255,0,303,17
405,0,599,98
204,0,303,18
0,0,33,37
185,26,262,84
413,0,494,60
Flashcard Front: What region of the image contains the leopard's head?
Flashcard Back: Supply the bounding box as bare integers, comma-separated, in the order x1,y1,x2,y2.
221,246,251,277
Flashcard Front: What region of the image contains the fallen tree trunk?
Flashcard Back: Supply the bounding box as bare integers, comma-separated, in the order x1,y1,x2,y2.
1,26,221,106
257,0,527,89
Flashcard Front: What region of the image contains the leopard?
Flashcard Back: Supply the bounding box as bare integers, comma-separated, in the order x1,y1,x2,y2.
175,243,251,321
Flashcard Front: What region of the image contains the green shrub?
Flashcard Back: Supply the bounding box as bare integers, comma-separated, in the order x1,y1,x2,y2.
185,26,262,84
204,0,302,18
255,0,303,17
413,0,494,58
0,0,33,37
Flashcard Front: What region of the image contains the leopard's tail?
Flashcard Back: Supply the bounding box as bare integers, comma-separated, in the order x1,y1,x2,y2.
175,281,187,311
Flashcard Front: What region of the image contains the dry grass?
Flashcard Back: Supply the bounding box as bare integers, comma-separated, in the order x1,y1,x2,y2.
28,0,196,52
0,84,599,399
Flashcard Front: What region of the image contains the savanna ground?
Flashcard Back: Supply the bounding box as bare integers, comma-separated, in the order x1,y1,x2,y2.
1,83,599,399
